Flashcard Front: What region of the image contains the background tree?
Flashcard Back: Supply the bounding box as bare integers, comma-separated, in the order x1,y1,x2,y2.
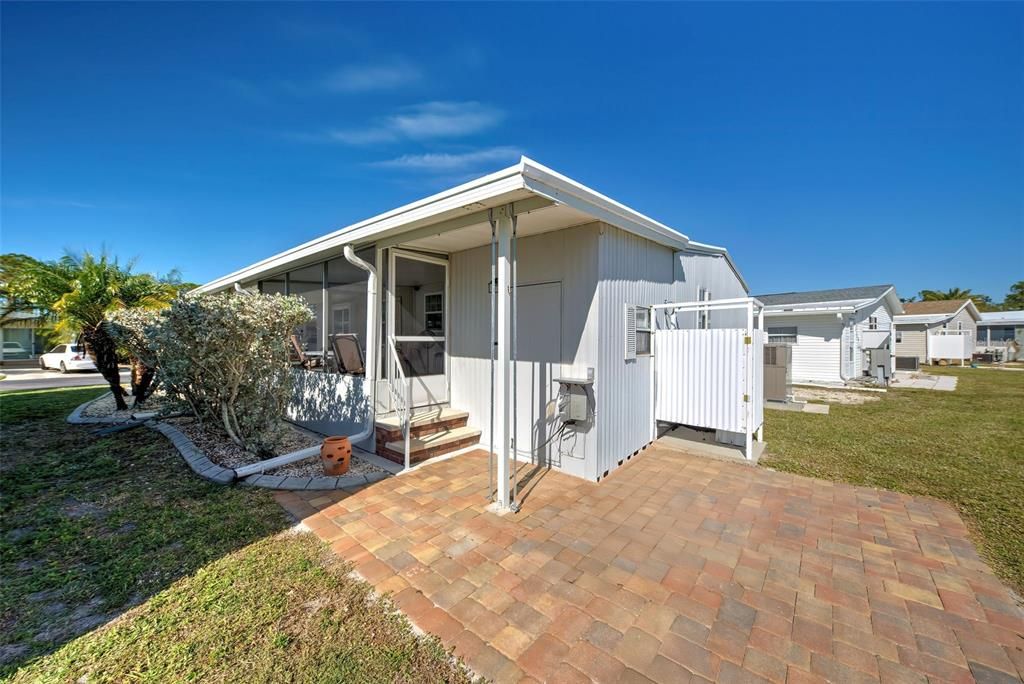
919,287,974,301
1003,281,1024,310
1,251,178,409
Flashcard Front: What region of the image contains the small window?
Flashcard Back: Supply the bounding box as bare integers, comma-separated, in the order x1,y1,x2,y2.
698,288,711,329
624,305,652,359
957,321,963,331
895,330,903,344
868,316,878,330
636,307,652,356
51,345,66,353
767,327,797,344
424,292,444,334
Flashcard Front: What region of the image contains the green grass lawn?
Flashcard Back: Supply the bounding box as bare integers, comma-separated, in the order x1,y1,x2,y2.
762,367,1024,595
0,387,472,683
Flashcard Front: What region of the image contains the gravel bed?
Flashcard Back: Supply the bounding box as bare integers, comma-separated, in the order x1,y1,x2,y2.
163,417,387,477
81,391,178,419
793,387,881,405
265,453,388,478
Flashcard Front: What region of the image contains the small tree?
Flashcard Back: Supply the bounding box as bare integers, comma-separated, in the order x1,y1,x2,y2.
1004,281,1024,310
1,252,179,409
153,291,312,454
106,309,162,404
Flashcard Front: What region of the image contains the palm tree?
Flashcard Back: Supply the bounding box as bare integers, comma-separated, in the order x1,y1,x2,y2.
1004,281,1024,310
2,252,178,409
919,288,974,301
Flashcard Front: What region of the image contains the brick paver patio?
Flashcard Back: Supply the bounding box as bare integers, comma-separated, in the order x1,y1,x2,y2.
276,446,1024,683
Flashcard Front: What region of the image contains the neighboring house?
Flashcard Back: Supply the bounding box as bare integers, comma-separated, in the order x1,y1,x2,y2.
753,285,903,385
893,299,981,365
0,312,43,361
976,310,1024,359
198,157,762,509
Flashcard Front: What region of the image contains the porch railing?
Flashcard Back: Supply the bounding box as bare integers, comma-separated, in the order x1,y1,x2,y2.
386,336,412,470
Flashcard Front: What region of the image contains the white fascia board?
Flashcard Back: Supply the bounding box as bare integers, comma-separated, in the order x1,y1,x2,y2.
196,163,526,293
683,240,750,292
519,157,690,251
893,314,949,324
763,306,857,317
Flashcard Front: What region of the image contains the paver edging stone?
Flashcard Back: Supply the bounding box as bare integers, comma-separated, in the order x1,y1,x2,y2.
66,395,381,491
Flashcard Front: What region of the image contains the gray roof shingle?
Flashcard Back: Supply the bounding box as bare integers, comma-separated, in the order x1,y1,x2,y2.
754,285,893,307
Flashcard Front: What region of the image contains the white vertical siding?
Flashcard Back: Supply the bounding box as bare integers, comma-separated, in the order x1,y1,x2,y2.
449,223,600,480
766,314,844,384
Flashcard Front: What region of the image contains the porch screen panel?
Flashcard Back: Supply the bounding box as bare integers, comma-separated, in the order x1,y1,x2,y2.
288,264,324,352
326,248,374,356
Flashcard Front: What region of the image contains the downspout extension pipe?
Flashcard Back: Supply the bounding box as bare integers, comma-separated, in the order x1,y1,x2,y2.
233,244,378,479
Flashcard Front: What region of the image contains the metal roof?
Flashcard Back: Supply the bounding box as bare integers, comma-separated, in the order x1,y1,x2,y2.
979,310,1024,325
753,285,894,307
197,157,703,293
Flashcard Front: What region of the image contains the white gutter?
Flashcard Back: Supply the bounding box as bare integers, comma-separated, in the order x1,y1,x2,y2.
233,244,379,478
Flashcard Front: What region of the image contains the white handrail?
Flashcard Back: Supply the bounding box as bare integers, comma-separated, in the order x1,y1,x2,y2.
387,336,412,470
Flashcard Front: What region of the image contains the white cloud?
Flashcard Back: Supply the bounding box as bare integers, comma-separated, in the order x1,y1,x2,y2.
388,101,502,139
321,60,421,93
372,146,523,172
321,101,503,147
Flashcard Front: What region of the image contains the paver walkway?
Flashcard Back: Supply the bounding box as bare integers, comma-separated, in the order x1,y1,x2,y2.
276,447,1024,683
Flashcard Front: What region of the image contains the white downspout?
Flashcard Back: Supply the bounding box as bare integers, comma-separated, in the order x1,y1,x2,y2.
233,245,378,478
342,244,378,446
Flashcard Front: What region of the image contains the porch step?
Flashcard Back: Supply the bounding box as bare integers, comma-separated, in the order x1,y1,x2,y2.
378,425,481,466
374,408,469,443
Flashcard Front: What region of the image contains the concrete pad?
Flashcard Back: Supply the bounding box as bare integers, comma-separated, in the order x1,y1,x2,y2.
765,400,830,415
656,426,764,464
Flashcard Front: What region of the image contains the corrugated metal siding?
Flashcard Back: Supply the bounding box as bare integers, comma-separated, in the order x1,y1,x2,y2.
673,251,748,329
765,314,844,383
449,223,600,480
596,225,677,479
654,329,750,433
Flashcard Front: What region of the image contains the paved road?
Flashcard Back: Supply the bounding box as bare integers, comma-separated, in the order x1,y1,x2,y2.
0,367,131,392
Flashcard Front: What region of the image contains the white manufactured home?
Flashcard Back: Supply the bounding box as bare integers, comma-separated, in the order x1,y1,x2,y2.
198,158,765,510
753,285,903,385
893,299,981,366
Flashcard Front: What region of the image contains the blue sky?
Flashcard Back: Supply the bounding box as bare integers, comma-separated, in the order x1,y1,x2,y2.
2,2,1022,300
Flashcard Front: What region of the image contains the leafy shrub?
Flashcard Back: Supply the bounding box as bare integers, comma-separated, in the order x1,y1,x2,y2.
146,292,312,454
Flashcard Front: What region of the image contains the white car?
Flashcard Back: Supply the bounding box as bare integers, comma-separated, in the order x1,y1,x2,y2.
39,344,97,373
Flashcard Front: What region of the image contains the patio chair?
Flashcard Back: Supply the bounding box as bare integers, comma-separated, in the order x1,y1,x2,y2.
330,333,365,375
290,335,322,370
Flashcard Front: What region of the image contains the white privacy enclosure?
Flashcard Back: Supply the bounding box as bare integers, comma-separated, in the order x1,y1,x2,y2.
653,298,766,460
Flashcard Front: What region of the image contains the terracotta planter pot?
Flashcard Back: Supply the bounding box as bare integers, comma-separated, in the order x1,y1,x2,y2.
321,436,351,476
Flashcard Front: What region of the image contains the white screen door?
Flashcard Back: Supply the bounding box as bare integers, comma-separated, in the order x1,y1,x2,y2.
388,250,449,407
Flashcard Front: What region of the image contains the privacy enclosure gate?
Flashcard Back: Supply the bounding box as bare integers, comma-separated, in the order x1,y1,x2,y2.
652,297,766,460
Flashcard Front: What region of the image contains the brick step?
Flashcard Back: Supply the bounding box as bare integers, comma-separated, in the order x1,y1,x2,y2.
374,408,469,443
377,425,481,466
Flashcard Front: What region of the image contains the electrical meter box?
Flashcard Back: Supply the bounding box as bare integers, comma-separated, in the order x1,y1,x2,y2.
554,369,593,423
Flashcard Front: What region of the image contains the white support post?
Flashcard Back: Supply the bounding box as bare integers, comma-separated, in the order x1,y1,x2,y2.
755,304,764,443
493,206,513,511
745,300,754,461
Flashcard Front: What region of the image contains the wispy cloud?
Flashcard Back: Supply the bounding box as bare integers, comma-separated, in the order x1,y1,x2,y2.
372,146,523,172
322,101,503,146
2,196,97,209
390,101,502,139
321,60,421,93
